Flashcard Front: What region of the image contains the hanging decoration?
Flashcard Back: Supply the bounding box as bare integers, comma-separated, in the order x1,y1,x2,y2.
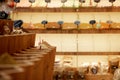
57,12,64,30
79,0,85,7
79,0,85,3
89,20,96,28
94,0,100,7
14,20,23,28
29,0,35,3
45,0,51,7
109,0,116,7
74,21,80,29
41,13,48,29
61,0,67,7
45,0,51,3
29,0,35,7
41,20,48,28
13,0,20,9
0,11,8,19
106,20,113,28
61,0,67,4
57,21,64,29
14,0,20,3
74,12,80,30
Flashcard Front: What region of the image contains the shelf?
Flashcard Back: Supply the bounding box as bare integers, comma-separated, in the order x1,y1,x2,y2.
26,28,120,34
56,52,120,55
14,7,120,12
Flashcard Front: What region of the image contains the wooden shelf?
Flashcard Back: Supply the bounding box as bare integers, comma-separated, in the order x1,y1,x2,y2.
26,28,120,34
56,52,120,55
14,7,120,12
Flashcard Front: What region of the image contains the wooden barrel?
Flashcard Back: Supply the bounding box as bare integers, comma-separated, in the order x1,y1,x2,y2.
40,49,52,80
30,33,36,47
22,34,28,50
0,36,2,54
24,49,50,80
0,36,9,54
15,60,34,80
0,33,36,54
0,72,12,80
26,34,31,49
12,53,44,80
8,35,16,54
0,65,25,80
48,48,56,80
15,35,22,52
25,47,56,80
0,35,5,55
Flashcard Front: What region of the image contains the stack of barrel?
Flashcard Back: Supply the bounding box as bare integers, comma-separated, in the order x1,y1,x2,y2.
0,33,56,80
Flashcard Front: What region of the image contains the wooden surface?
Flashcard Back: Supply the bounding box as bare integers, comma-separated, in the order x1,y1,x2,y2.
0,33,36,54
14,7,120,12
85,73,113,80
56,52,120,55
25,28,120,34
0,45,56,80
